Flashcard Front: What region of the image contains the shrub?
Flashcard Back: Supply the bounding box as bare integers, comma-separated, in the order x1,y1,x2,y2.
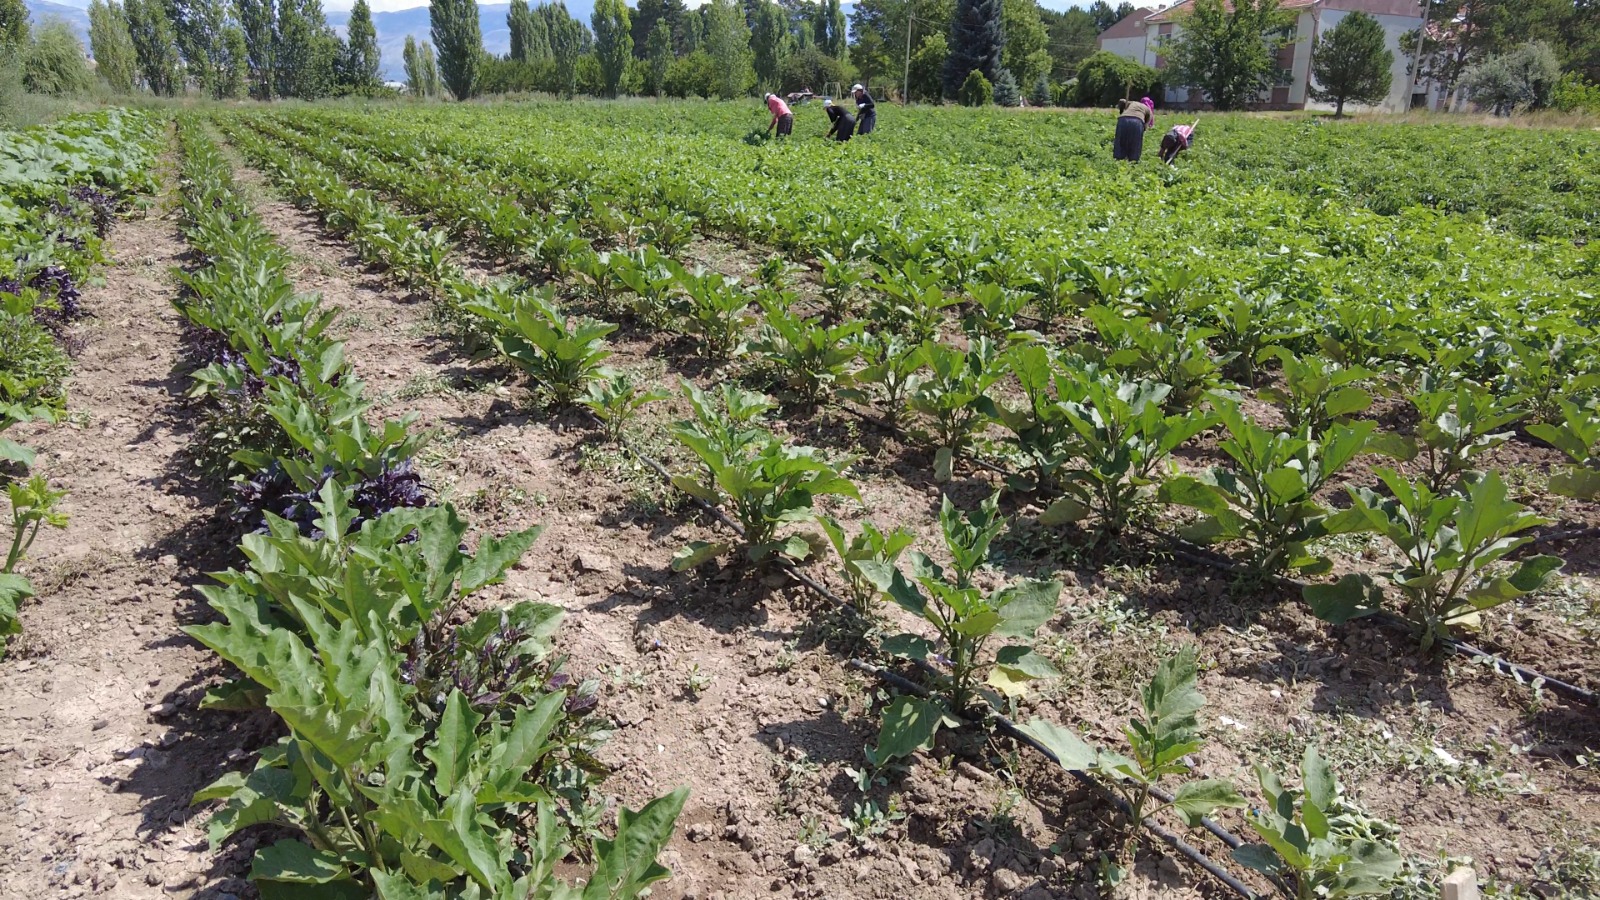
1459,41,1561,114
1551,73,1600,114
991,67,1019,106
1073,50,1160,107
959,69,992,107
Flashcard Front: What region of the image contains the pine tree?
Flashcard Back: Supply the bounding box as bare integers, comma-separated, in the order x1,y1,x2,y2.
959,67,991,105
1028,72,1050,106
592,0,631,97
430,0,481,100
749,0,790,90
645,17,670,94
630,0,663,58
0,0,28,50
343,0,379,89
990,66,1018,105
704,0,752,98
944,0,1003,99
88,0,138,93
236,0,275,98
275,0,339,99
1310,10,1392,116
124,0,182,95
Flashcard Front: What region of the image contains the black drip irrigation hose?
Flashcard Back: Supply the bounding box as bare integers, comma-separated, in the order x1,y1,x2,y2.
845,659,1265,900
592,418,1270,898
830,400,1599,709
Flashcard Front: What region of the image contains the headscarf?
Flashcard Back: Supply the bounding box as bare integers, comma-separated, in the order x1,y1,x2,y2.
1141,96,1154,110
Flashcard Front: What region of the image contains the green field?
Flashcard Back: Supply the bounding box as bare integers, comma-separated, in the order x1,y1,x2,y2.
4,101,1599,899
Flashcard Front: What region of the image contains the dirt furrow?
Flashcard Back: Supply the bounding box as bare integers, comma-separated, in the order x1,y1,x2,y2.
0,155,255,899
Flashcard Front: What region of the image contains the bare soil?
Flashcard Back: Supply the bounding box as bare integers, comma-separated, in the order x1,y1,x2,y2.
0,152,262,899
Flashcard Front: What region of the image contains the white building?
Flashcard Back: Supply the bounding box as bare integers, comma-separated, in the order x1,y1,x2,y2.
1096,0,1445,113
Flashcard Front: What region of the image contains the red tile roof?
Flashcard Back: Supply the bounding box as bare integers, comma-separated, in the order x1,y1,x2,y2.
1149,0,1318,24
1098,7,1158,41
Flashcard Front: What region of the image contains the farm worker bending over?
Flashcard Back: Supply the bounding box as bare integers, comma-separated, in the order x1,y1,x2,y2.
852,83,877,135
765,93,794,138
824,99,856,142
1160,122,1197,165
1113,96,1154,162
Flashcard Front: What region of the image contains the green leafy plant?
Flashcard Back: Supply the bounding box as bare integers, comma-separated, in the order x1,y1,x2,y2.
1084,307,1225,412
1398,381,1522,494
465,286,616,405
753,302,861,407
861,493,1061,721
1232,746,1403,899
907,339,1002,468
669,382,860,570
1023,647,1244,886
844,332,923,425
578,370,670,443
1305,469,1563,650
1527,398,1600,500
869,260,961,345
1256,347,1376,440
818,516,916,616
669,264,756,361
1160,403,1374,576
0,473,67,659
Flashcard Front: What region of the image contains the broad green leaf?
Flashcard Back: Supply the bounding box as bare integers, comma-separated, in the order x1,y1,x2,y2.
1304,574,1383,624
872,696,953,762
1230,843,1283,876
880,632,934,661
422,690,485,797
670,540,729,571
1171,778,1245,826
1019,717,1099,771
992,579,1061,638
250,840,350,884
582,786,689,899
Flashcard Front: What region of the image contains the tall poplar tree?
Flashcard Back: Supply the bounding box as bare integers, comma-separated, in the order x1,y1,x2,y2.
430,0,481,100
170,0,232,97
704,0,752,98
88,0,138,93
549,6,585,97
0,0,28,49
275,0,339,98
749,0,789,90
236,0,275,98
342,0,379,88
591,0,631,97
403,34,438,95
124,0,182,95
644,17,670,93
508,0,533,60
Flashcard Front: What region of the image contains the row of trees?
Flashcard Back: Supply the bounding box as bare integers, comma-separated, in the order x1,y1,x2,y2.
79,0,382,98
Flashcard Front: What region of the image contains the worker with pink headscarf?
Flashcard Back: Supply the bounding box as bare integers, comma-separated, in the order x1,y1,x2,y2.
1113,96,1155,162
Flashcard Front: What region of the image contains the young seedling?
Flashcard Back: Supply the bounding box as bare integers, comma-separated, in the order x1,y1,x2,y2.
1022,646,1244,886
1526,398,1600,499
907,339,1003,470
464,286,616,406
1256,347,1376,441
578,370,670,443
818,516,916,616
753,301,862,407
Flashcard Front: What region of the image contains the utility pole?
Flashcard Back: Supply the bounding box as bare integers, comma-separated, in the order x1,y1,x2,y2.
1404,0,1434,110
903,1,914,104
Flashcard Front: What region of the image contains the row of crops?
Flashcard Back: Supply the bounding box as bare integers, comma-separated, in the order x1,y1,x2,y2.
168,118,694,898
0,109,160,656
208,103,1598,897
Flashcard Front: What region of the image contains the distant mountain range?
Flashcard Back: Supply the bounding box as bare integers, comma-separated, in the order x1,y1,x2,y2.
23,0,91,51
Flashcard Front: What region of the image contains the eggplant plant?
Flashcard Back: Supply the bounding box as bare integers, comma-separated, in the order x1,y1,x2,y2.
752,302,862,407
1256,347,1376,441
1211,290,1305,384
1083,307,1225,412
818,516,916,616
869,260,960,345
1396,380,1522,494
907,338,1002,468
187,491,687,899
962,282,1029,341
669,382,860,570
611,246,678,330
668,264,756,361
464,285,616,405
1305,469,1562,650
1232,746,1403,900
1023,647,1245,886
843,332,924,425
1526,398,1600,500
0,473,67,659
578,370,670,444
861,493,1061,724
816,249,864,320
1159,403,1375,576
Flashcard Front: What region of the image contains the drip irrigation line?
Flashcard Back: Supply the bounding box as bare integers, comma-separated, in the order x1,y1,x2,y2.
845,659,1265,900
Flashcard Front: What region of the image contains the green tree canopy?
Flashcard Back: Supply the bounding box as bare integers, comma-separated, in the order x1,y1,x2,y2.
591,0,631,96
343,0,380,89
430,0,481,99
24,20,93,95
88,0,138,93
943,0,1003,98
704,0,753,98
1310,10,1392,116
124,0,182,95
1160,0,1295,111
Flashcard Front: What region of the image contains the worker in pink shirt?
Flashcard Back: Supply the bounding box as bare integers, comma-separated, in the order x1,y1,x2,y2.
1160,121,1198,165
764,93,794,138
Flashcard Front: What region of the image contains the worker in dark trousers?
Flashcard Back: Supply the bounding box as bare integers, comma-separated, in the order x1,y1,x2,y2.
1113,96,1154,162
824,99,856,142
764,93,794,138
852,83,877,135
